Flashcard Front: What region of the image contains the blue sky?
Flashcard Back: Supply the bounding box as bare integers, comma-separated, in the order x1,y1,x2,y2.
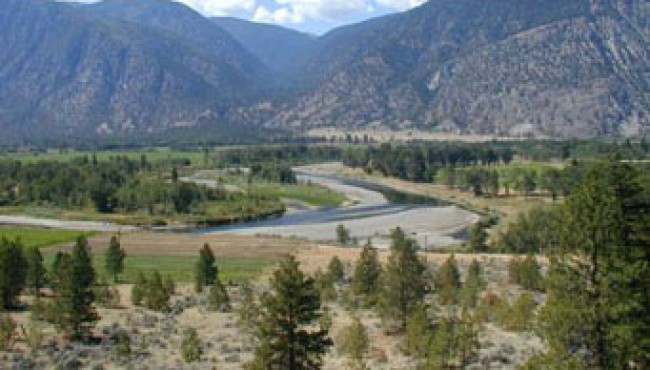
67,0,426,35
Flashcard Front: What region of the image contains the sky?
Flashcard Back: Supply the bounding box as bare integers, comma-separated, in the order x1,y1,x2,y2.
68,0,426,35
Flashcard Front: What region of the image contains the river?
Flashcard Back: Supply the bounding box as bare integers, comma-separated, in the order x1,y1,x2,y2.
198,170,479,249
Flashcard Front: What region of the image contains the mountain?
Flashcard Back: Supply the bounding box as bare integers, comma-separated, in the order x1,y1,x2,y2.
212,17,315,79
0,0,267,141
265,0,649,138
0,0,647,141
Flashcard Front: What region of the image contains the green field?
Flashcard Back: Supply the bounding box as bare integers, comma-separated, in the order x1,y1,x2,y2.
41,252,278,283
0,227,94,248
251,183,346,207
0,149,205,165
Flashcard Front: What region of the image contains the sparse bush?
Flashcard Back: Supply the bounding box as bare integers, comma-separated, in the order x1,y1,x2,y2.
25,319,44,351
340,316,369,369
237,282,260,333
0,314,17,351
94,279,121,309
115,330,132,358
132,271,170,311
208,279,231,312
181,328,202,363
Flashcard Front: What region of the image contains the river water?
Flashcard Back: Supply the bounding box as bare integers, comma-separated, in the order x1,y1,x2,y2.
198,171,479,249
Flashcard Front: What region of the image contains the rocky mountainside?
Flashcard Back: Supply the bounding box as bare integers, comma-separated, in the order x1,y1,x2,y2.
0,0,266,140
212,17,315,79
266,0,648,137
0,0,647,140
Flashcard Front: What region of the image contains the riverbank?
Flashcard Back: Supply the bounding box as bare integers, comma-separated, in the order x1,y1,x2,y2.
204,169,480,249
299,163,555,233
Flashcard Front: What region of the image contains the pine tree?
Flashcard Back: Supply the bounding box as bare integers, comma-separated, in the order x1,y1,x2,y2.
508,255,544,291
51,236,98,340
131,272,147,306
336,224,352,246
25,246,46,295
195,243,217,292
143,271,170,311
380,228,428,328
434,254,461,305
0,238,27,308
533,161,650,368
352,241,382,305
456,308,480,367
425,318,454,369
326,256,345,283
467,223,488,252
404,306,433,358
105,236,125,283
460,259,485,308
249,256,332,369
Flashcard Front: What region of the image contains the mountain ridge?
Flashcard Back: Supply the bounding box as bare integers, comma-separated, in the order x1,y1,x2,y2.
0,0,647,140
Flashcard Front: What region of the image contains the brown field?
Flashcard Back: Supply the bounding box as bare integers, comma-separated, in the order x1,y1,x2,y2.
52,231,313,258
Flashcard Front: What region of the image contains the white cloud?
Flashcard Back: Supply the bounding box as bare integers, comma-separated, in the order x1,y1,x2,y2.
177,0,257,16
60,0,426,32
375,0,426,11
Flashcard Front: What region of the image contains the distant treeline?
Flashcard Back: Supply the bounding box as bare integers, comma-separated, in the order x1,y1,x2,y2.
342,140,649,196
0,156,284,221
212,145,343,166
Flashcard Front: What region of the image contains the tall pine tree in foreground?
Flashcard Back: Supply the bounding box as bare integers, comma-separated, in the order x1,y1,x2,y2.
530,160,650,369
352,241,382,304
380,228,428,329
52,236,98,341
195,243,217,292
25,246,46,295
249,256,332,369
0,238,27,309
105,236,125,283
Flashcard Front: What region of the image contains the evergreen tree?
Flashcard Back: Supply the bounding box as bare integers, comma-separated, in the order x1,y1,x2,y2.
249,256,332,369
105,236,125,283
508,255,544,291
0,238,27,308
456,308,480,367
425,318,454,369
131,272,146,306
352,241,382,304
467,223,489,252
434,254,461,305
460,259,485,308
195,243,217,292
25,246,46,295
326,256,345,283
534,161,650,368
336,224,352,246
380,228,428,328
404,306,433,358
51,236,98,340
143,271,170,311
